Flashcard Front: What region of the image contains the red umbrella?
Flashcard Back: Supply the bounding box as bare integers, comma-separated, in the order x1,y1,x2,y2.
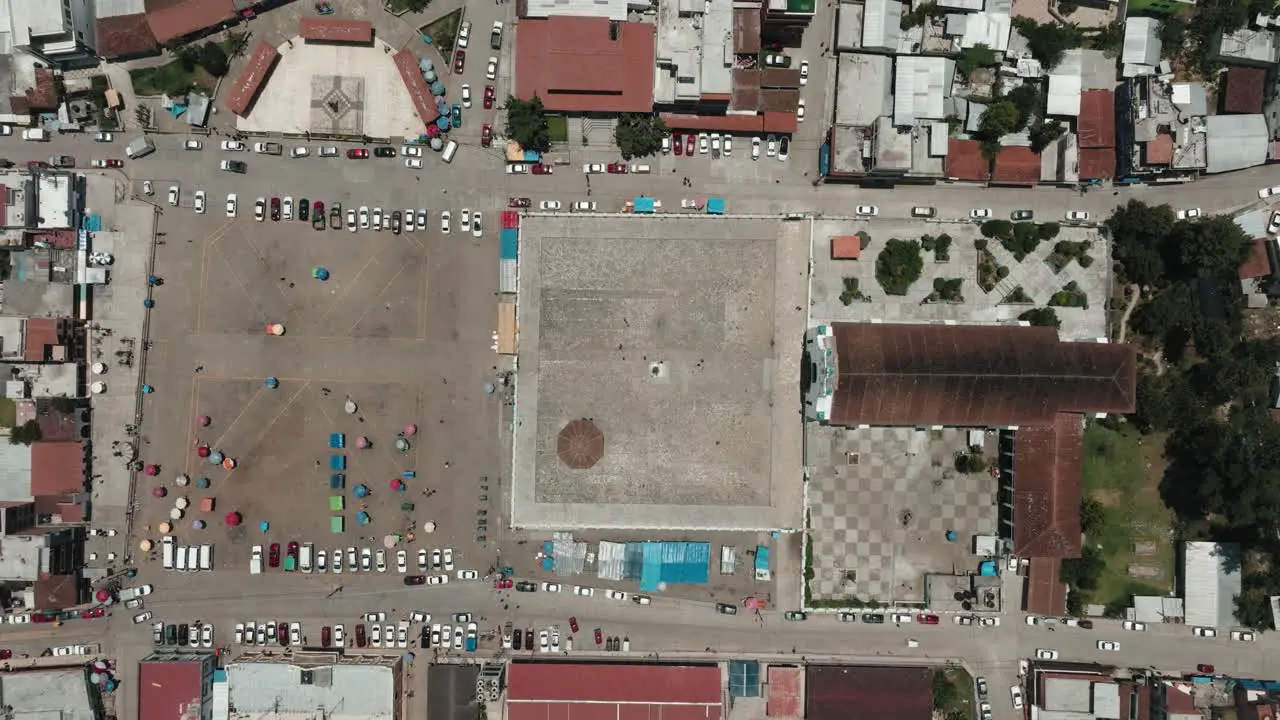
144,464,159,476
152,487,167,498
197,446,211,458
198,415,211,427
389,479,403,491
225,512,242,527
95,589,109,602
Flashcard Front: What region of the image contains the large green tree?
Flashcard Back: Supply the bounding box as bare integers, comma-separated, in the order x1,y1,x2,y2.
956,43,998,78
1012,17,1084,69
1106,200,1177,287
1005,83,1041,130
614,113,668,159
199,42,229,77
977,101,1020,140
875,239,924,295
504,95,550,153
1029,119,1066,152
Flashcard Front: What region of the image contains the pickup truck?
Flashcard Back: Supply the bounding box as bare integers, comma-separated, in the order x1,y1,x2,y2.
490,21,503,50
254,142,283,155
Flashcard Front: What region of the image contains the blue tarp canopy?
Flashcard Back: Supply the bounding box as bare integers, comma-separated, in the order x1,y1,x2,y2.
706,197,725,214
754,545,769,574
634,196,656,214
638,541,710,591
524,150,541,162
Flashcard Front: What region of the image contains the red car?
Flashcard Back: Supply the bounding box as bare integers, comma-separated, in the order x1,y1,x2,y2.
80,607,105,619
313,201,324,218
507,197,531,208
531,163,553,175
277,623,289,645
321,626,331,647
594,628,603,645
495,577,514,589
481,124,492,147
673,133,683,156
483,85,496,109
355,624,367,647
269,543,281,568
1197,664,1215,674
917,613,940,625
346,148,369,159
287,541,300,561
568,616,579,633
270,197,281,221
102,159,124,168
684,134,695,155
453,50,466,74
606,163,628,174
0,650,11,660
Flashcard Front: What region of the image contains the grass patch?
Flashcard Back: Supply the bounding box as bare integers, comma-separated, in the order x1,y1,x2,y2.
422,10,462,55
933,667,974,720
0,398,16,428
1081,423,1176,609
129,61,215,96
546,115,568,143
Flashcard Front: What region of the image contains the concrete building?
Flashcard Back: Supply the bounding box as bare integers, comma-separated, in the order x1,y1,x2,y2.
1206,114,1269,174
892,56,954,127
227,654,400,720
1210,27,1280,67
0,0,97,66
0,667,99,720
1120,76,1208,177
1122,17,1162,77
1183,541,1242,629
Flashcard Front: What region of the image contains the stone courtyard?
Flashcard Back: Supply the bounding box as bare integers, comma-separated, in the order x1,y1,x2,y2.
310,76,366,135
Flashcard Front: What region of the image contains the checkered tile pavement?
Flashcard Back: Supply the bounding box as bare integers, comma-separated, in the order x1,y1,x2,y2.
808,427,999,604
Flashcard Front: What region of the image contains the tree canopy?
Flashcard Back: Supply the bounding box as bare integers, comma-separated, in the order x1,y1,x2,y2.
956,43,998,78
977,100,1020,140
199,42,229,77
1012,17,1084,69
875,239,924,295
1004,83,1041,130
504,95,550,153
1029,119,1066,152
614,114,667,159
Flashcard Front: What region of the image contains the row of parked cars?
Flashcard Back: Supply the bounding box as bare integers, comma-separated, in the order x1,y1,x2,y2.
151,621,215,648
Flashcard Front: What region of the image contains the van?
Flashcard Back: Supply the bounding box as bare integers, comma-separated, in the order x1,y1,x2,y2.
175,545,188,572
629,164,651,173
185,545,199,572
162,537,175,570
198,544,212,571
441,140,458,163
21,128,46,141
300,543,313,573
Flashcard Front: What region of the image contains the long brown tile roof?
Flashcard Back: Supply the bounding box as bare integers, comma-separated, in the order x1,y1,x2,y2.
1014,415,1083,558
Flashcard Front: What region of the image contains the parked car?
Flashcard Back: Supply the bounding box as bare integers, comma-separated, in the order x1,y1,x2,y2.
1097,640,1120,651
1011,209,1034,221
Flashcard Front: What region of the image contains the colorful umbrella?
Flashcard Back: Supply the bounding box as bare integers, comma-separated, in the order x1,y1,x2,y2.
198,415,211,427
152,487,167,498
356,511,370,524
209,451,224,465
356,436,370,449
225,512,242,526
223,458,237,470
403,424,418,437
354,484,370,498
197,446,211,458
144,464,159,476
395,438,410,452
196,477,211,489
389,479,403,491
95,589,109,602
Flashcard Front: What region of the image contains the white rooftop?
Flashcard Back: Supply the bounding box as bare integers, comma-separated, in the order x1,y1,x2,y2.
960,10,1012,52
1183,541,1243,627
835,53,892,126
1206,114,1269,175
862,0,902,50
36,174,73,229
96,0,147,18
698,0,734,96
2,669,97,720
1,0,65,46
893,55,953,126
1215,27,1280,64
1122,17,1162,66
523,0,631,20
227,662,396,720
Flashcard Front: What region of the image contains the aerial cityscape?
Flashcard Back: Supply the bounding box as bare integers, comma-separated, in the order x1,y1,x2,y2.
0,0,1277,719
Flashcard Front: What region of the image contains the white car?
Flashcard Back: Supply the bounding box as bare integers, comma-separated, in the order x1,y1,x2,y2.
347,209,358,232
855,205,878,216
396,550,407,573
711,133,721,154
723,136,733,156
662,136,671,154
766,134,778,157
1232,630,1257,641
460,208,471,227
384,625,395,648
371,624,382,647
225,193,237,218
334,624,344,646
258,624,270,645
221,140,245,151
573,585,595,597
799,60,809,85
606,589,627,601
359,206,370,229
416,209,428,230
143,180,154,196
1267,211,1280,235
797,98,805,122
971,208,992,219
1097,640,1119,651
317,549,327,573
1123,621,1147,631
1010,687,1024,710
539,629,550,652
572,201,597,212
347,547,358,571
1259,185,1280,198
461,85,472,108
698,134,709,154
443,548,454,570
507,163,528,174
361,547,372,571
778,138,789,161
457,569,479,580
133,611,153,624
979,617,1000,627
1065,210,1090,222
1192,626,1217,638
291,146,309,158
486,56,498,80
430,624,442,647
583,163,605,174
453,626,465,649
403,145,424,157
457,21,471,48
405,158,424,169
1036,647,1058,659
375,549,387,572
542,581,562,592
282,196,293,220
372,207,383,231
364,612,387,623
1177,208,1201,220
333,549,344,573
202,624,214,648
550,627,561,652
428,574,449,585
403,208,417,231
184,139,202,150
417,549,429,570
472,212,483,237
540,200,562,210
168,185,179,206
254,197,265,222
752,136,761,160
397,622,409,648
194,191,206,214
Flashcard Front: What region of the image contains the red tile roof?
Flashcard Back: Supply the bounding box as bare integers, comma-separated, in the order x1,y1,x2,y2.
507,664,722,720
661,111,798,135
767,666,802,718
146,0,236,44
225,42,279,116
733,8,761,53
139,660,207,720
806,666,932,720
831,236,861,259
1145,133,1174,165
514,17,656,113
945,139,989,181
1078,90,1115,148
1026,557,1067,615
828,323,1137,427
32,575,79,610
1241,239,1272,279
1079,148,1116,180
993,146,1040,186
1224,67,1266,114
1014,415,1083,558
96,14,159,58
393,49,441,128
299,17,373,44
23,318,60,362
31,442,82,497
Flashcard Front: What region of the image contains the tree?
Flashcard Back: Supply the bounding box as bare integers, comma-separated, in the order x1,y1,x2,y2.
1005,83,1041,130
504,95,550,153
614,114,668,159
977,101,1019,140
1106,201,1177,287
1088,21,1124,57
1060,546,1105,590
1172,215,1253,279
1018,307,1060,328
1012,17,1084,69
199,42,229,77
1080,496,1107,534
1131,370,1206,433
170,43,199,72
8,420,40,446
1162,406,1280,531
874,239,924,295
956,43,998,78
1029,119,1066,152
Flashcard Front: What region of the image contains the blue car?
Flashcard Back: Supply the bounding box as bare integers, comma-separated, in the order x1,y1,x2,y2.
451,105,462,129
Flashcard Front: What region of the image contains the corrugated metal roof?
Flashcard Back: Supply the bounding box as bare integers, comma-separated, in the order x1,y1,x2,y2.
862,0,900,49
1047,50,1083,116
1122,17,1161,66
893,56,950,126
1182,541,1241,628
961,11,1011,51
1206,113,1269,174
